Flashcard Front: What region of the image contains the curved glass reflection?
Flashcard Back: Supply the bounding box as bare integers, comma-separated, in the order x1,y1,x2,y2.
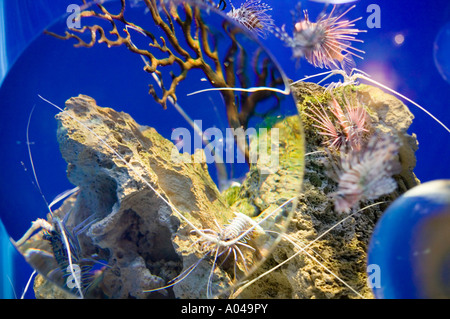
0,0,303,298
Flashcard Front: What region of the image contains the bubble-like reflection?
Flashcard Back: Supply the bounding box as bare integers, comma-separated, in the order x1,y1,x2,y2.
0,0,303,298
434,21,450,85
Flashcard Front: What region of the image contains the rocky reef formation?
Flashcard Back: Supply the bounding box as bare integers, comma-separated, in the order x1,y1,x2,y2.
33,95,235,298
32,81,418,299
237,82,419,299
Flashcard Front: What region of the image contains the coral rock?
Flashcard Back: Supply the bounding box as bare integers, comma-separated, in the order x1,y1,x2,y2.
43,95,233,298
237,82,419,299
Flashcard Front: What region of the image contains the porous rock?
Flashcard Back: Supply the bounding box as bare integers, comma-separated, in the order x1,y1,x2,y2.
34,83,419,299
236,82,419,299
34,94,233,298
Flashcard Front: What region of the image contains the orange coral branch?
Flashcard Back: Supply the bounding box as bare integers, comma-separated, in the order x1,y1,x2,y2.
46,0,284,163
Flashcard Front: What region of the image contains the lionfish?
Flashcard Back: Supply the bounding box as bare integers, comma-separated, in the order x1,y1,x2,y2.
306,96,370,151
329,133,401,213
202,0,227,10
226,0,275,38
275,4,366,74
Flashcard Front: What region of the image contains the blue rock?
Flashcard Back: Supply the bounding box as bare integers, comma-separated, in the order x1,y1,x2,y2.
367,180,450,299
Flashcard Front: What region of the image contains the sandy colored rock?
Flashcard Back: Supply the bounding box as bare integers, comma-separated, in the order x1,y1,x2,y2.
32,81,419,299
32,95,236,298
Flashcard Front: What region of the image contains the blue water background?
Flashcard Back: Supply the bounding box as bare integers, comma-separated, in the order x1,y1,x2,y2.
1,0,449,298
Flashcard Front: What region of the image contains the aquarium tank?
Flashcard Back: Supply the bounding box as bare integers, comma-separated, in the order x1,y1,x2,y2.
0,0,449,300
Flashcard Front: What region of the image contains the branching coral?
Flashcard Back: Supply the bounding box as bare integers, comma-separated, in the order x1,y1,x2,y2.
45,0,285,161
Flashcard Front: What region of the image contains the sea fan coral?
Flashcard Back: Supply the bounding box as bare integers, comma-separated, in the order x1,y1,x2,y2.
330,133,401,213
275,4,365,74
227,0,275,38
